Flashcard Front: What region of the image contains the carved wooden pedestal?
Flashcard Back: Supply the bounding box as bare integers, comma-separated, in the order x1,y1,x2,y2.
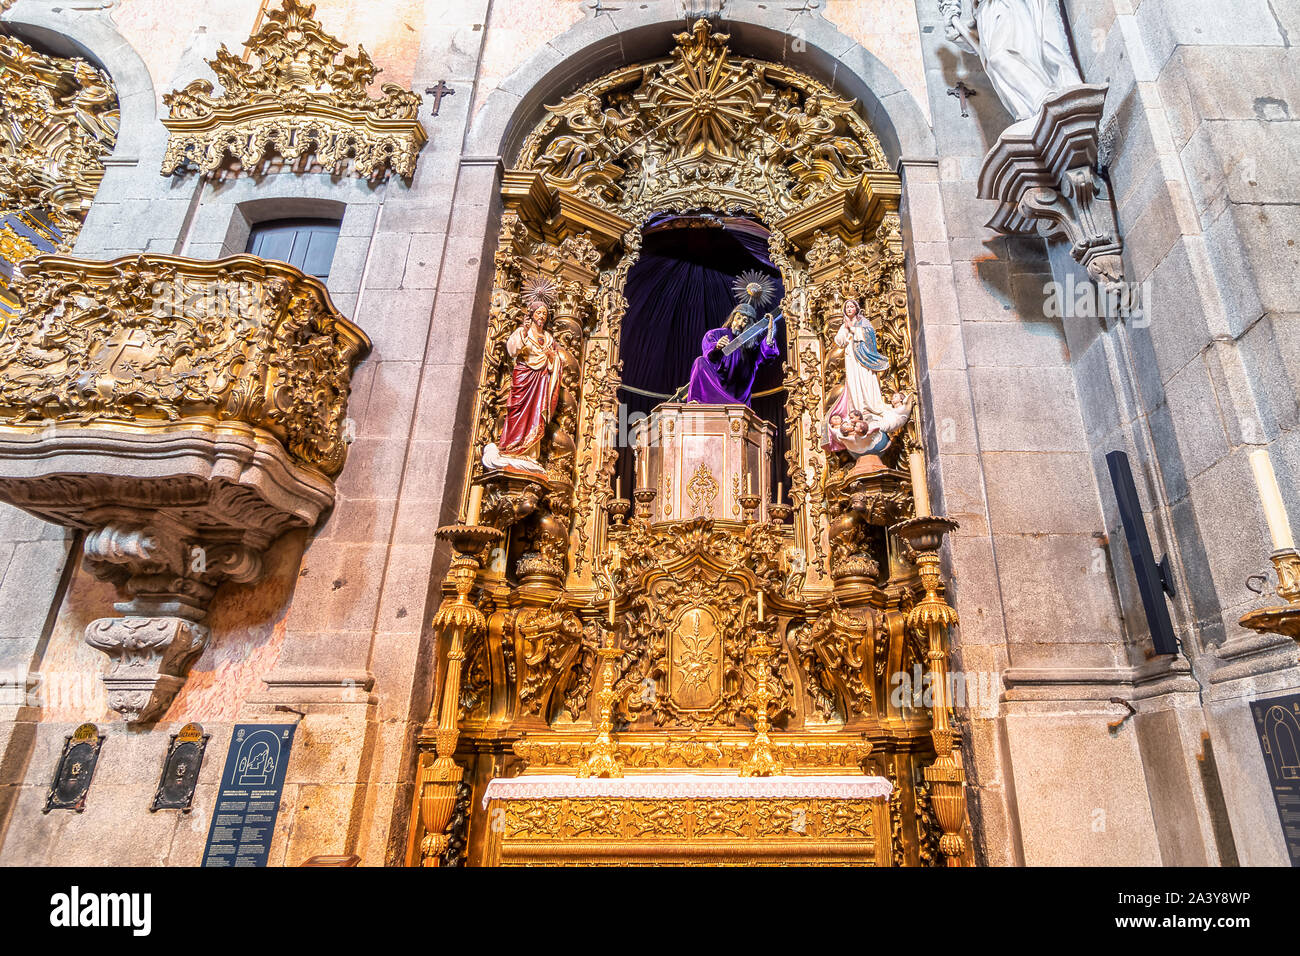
481,774,891,866
635,403,774,524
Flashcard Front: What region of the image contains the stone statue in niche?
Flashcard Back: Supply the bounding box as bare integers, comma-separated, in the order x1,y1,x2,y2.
823,299,914,461
483,279,563,476
940,0,1083,126
684,271,780,407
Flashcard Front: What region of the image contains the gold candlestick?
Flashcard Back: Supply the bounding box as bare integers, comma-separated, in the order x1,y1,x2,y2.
892,513,966,866
633,486,657,520
1240,548,1300,644
739,492,761,524
604,489,631,527
739,638,783,777
578,643,625,778
414,519,503,866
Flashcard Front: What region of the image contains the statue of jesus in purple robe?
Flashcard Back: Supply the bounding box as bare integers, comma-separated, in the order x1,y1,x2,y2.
685,306,779,406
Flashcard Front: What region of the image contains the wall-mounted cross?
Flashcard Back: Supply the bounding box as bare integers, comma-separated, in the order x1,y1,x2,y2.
590,0,621,16
947,81,976,118
426,80,456,117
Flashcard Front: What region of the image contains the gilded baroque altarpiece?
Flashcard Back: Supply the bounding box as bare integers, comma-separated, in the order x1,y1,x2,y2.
411,22,971,867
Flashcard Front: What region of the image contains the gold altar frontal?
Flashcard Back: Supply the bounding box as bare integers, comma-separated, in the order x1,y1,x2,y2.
481,775,892,866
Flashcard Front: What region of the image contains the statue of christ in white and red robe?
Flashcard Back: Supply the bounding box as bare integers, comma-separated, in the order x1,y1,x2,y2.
482,302,562,475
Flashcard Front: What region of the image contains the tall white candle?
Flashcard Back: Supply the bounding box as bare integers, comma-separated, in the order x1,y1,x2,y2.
757,590,764,622
466,485,483,526
909,451,930,518
1250,449,1295,550
615,475,621,500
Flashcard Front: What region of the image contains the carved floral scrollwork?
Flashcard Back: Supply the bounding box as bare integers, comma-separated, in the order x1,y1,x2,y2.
516,20,889,224
0,37,118,243
792,599,888,723
160,0,425,178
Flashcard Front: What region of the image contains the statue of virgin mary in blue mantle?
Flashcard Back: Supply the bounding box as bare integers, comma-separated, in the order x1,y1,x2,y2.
685,271,780,406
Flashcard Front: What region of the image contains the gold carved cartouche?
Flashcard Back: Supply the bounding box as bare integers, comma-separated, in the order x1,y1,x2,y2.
160,0,426,179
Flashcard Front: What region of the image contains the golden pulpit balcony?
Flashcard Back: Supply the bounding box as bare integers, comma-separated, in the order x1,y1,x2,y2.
0,253,369,475
0,253,371,723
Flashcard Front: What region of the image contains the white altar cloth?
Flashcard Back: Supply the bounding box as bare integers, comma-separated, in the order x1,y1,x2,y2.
482,774,892,808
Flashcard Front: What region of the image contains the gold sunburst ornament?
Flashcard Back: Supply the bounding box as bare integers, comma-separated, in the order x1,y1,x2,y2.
522,276,559,311
731,270,777,310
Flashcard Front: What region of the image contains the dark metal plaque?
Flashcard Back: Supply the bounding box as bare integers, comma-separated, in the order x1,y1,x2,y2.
151,722,210,812
44,723,105,813
1251,694,1300,866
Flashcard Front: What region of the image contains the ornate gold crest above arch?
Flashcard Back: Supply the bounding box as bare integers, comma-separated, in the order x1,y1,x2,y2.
411,20,971,868
159,0,425,179
0,36,119,321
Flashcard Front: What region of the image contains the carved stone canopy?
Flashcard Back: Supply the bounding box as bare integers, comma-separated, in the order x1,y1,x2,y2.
977,84,1124,287
0,252,370,721
160,0,426,179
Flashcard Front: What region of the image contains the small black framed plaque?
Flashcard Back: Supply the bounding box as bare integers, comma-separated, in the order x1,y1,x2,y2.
44,723,105,813
1251,693,1300,866
151,722,210,813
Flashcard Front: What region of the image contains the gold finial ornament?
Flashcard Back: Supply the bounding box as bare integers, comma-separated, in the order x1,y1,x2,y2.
416,520,504,865
893,515,967,866
160,0,426,179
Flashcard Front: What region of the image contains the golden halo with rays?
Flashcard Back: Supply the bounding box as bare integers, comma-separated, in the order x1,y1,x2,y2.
731,270,776,310
522,276,559,310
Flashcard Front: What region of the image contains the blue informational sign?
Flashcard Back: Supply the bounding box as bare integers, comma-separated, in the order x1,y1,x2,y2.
201,724,296,868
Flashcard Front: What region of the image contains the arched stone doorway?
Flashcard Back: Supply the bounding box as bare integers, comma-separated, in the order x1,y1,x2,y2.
412,19,970,868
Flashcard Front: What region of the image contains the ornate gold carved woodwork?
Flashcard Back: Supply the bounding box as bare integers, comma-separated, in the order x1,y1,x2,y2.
480,771,893,864
792,599,889,723
513,732,873,773
414,523,504,866
439,20,970,867
516,20,889,225
0,253,370,721
0,37,119,311
159,0,425,179
513,597,584,723
0,253,368,475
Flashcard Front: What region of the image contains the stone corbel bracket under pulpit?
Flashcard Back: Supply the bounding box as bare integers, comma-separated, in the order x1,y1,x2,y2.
0,253,371,722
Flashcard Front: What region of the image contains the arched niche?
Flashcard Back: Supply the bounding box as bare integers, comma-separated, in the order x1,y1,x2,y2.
465,19,920,600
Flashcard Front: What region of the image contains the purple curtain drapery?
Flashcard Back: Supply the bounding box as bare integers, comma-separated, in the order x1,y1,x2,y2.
614,214,789,502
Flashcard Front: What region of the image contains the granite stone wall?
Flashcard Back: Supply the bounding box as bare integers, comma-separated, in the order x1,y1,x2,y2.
0,0,1290,867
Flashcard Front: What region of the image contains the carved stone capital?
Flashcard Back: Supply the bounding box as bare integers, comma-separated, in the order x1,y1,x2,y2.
84,617,211,723
977,84,1124,287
